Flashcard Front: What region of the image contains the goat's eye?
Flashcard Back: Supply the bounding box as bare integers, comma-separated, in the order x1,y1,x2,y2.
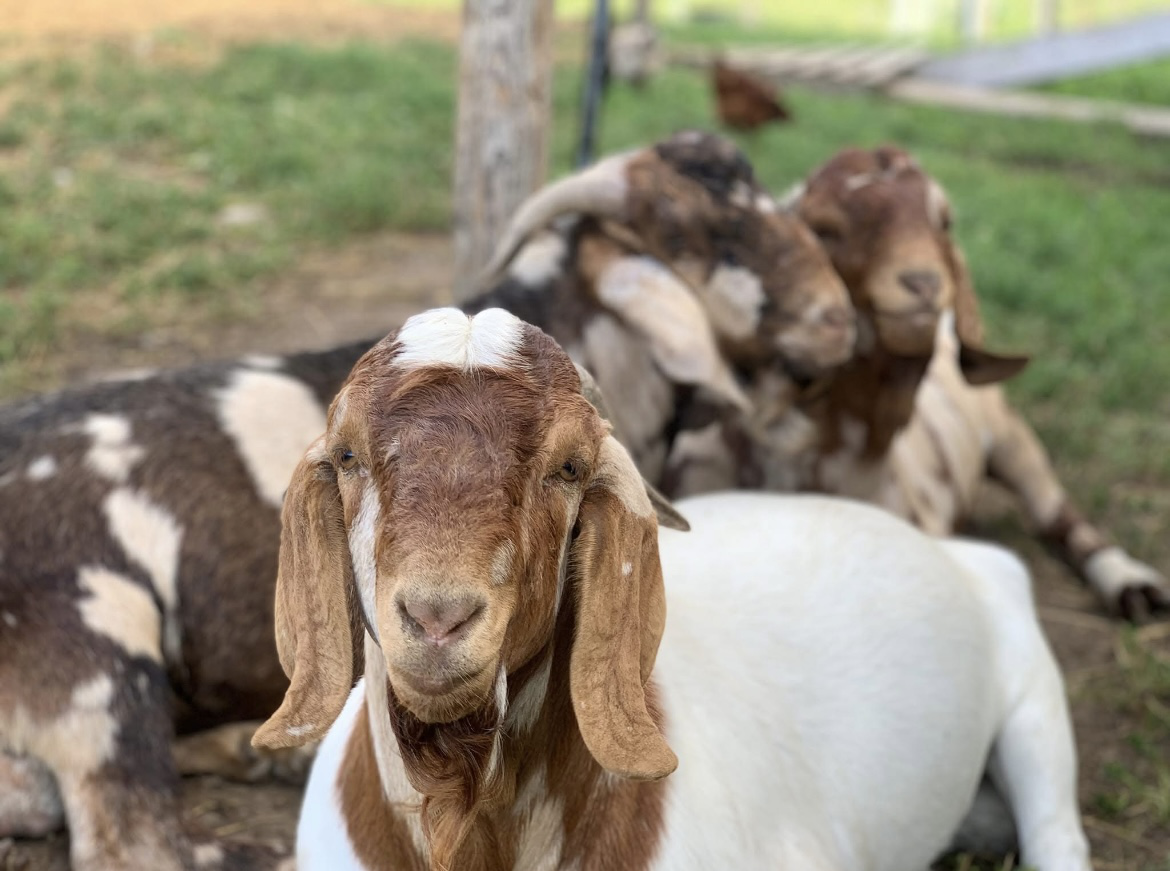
811,224,843,244
336,448,358,471
556,459,581,483
939,210,953,232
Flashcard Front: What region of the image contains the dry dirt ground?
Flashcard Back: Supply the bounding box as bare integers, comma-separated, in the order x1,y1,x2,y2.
1,2,1168,870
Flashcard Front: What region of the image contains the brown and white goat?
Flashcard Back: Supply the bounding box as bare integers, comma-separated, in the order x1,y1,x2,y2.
259,306,1091,871
473,129,853,479
666,145,1168,618
0,132,851,870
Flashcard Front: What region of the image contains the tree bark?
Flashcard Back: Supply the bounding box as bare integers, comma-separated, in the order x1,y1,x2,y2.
452,0,554,302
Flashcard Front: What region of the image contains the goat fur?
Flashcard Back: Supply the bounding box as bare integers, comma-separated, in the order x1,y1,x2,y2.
270,307,1090,871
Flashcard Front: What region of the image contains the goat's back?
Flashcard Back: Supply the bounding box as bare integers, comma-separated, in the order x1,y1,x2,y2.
0,344,367,727
652,492,1023,871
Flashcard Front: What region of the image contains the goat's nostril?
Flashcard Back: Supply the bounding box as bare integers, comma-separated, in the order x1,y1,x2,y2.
897,269,942,302
821,306,854,330
401,595,483,646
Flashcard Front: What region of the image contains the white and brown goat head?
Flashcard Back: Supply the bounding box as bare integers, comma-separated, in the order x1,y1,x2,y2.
254,308,681,793
485,131,856,380
791,146,1027,382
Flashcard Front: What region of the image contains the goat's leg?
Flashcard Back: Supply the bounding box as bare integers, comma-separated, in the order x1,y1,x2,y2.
983,388,1169,618
0,751,64,837
987,646,1090,871
31,655,192,871
174,720,316,784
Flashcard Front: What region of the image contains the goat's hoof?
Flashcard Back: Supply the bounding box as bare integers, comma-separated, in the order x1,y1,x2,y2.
1117,584,1169,625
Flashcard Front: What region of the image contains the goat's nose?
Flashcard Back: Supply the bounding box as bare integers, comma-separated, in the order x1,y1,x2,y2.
399,594,483,646
820,305,855,330
897,269,942,302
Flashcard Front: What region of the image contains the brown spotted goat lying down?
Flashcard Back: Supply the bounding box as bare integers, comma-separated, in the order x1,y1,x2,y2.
0,132,851,871
666,145,1168,619
257,306,1090,871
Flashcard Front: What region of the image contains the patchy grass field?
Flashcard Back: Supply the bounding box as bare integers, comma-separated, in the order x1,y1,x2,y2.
0,6,1168,870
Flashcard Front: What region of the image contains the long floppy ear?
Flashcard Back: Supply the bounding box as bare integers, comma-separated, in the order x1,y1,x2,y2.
944,236,1029,386
253,439,363,750
574,363,690,532
594,253,750,412
569,435,679,782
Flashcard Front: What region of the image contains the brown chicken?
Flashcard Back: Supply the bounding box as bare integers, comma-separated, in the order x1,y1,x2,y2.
712,59,792,129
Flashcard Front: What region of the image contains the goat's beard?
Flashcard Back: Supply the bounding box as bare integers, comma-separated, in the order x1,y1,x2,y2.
388,675,508,870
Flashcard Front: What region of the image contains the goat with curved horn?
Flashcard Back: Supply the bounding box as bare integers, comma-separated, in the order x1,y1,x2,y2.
477,150,638,287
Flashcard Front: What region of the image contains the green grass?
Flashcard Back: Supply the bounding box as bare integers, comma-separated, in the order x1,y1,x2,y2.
0,38,456,383
381,0,1170,45
1,33,1169,522
1038,57,1170,107
1089,630,1170,868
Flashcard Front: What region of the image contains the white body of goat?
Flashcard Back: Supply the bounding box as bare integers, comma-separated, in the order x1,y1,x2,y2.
299,492,1090,871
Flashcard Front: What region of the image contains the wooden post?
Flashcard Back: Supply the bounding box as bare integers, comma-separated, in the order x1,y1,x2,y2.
1036,0,1060,35
452,0,554,302
957,0,987,45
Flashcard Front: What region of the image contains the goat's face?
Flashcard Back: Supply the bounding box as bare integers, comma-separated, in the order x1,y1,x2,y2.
632,131,856,374
256,308,679,783
794,146,959,357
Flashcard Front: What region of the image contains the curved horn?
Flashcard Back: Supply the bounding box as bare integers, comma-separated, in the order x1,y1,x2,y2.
478,150,640,287
574,363,691,532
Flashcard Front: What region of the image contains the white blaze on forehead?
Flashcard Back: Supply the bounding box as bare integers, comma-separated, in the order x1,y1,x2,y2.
729,180,754,209
509,231,567,287
81,413,145,483
216,369,328,508
395,307,524,371
102,487,183,666
77,566,162,661
26,456,57,480
702,263,766,341
348,480,381,639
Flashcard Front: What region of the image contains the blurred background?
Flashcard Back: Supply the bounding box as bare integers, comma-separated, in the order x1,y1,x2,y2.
0,1,1167,869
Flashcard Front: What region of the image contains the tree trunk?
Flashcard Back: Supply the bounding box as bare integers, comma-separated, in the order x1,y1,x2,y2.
452,0,554,302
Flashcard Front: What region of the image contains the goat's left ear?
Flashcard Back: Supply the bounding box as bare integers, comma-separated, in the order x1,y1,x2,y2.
944,235,1030,386
569,436,679,782
958,345,1030,386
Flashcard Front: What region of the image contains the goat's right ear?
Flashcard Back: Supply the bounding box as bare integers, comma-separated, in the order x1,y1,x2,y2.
253,439,362,750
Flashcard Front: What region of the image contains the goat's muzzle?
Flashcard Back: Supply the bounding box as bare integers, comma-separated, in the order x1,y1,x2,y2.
381,579,506,724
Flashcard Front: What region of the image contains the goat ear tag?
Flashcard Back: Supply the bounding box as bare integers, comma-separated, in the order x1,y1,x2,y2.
958,345,1030,386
